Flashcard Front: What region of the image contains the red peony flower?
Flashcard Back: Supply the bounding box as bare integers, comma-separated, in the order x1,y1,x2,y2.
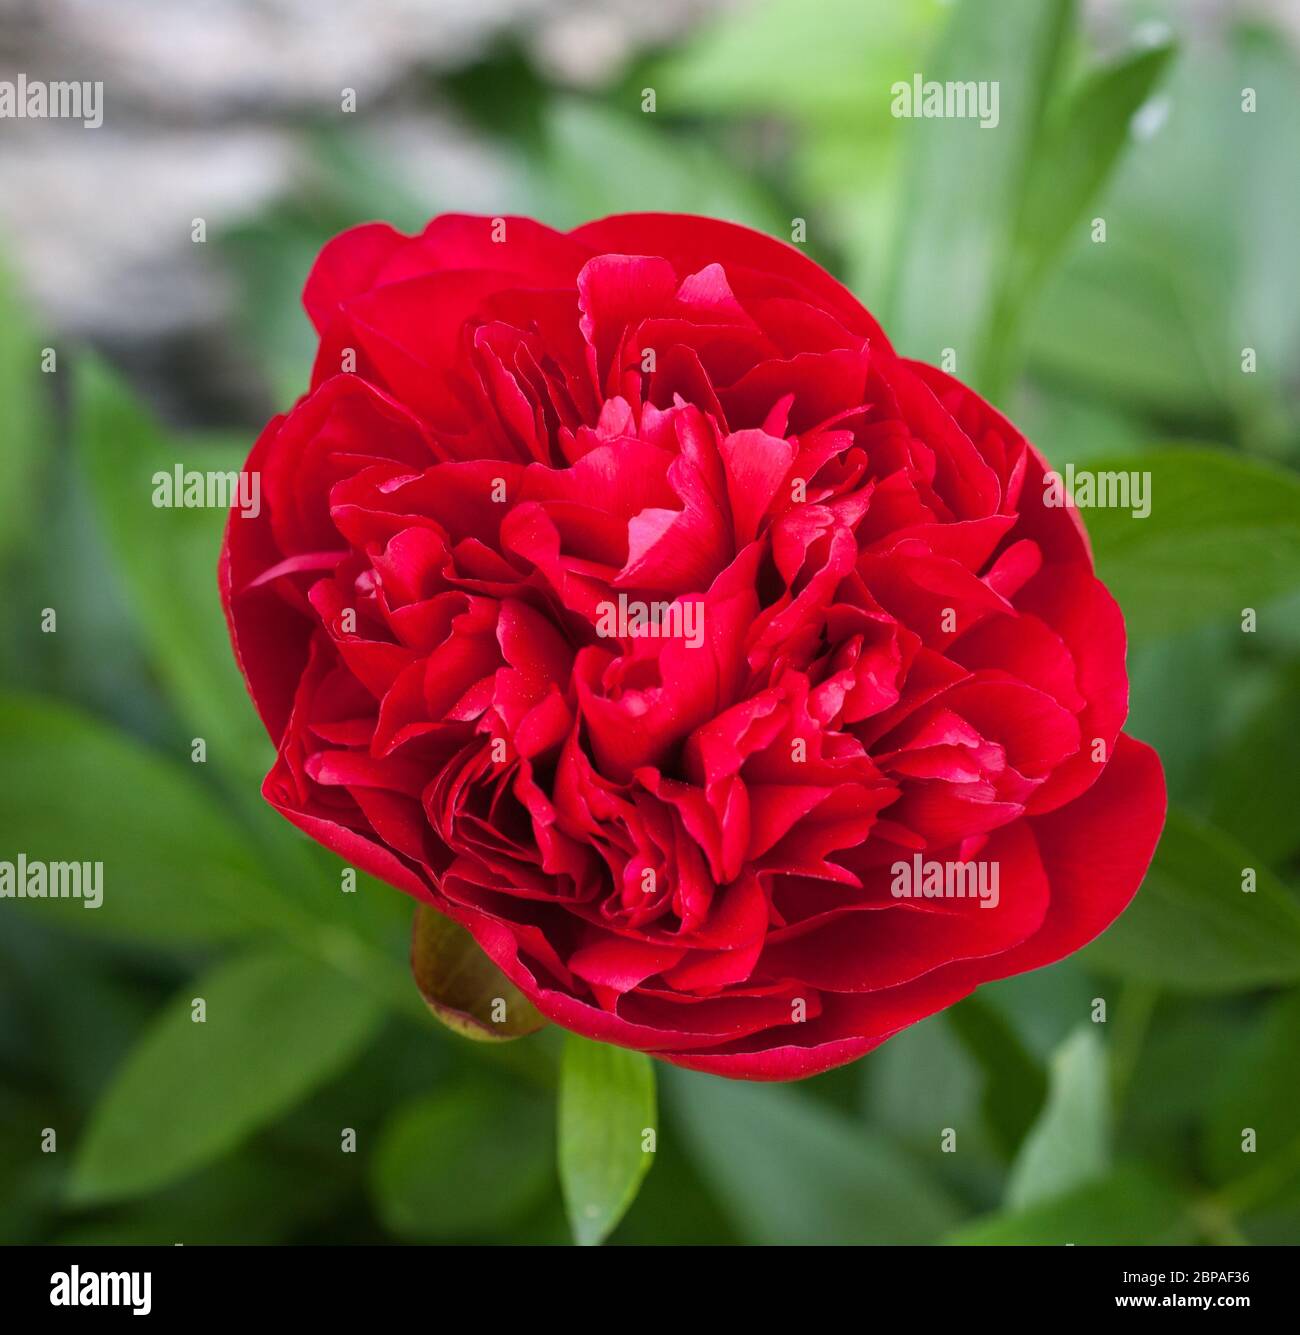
219,213,1165,1080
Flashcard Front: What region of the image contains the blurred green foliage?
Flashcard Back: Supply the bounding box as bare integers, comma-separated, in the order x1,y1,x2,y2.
1,0,1299,1245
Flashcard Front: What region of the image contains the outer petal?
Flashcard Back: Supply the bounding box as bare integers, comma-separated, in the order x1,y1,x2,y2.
571,213,894,352
654,734,1165,1079
302,221,411,334
1001,732,1166,972
219,415,312,741
303,215,591,335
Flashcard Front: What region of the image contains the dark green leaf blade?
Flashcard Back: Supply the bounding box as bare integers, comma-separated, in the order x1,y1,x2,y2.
1203,992,1300,1203
947,1168,1191,1245
0,692,265,945
945,993,1048,1158
71,949,384,1203
73,357,270,784
669,1067,961,1244
1085,447,1300,639
1005,1027,1109,1209
1206,663,1300,864
372,1080,553,1241
1082,806,1300,992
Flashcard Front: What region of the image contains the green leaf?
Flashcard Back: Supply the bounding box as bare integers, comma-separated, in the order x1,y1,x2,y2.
867,1011,984,1142
410,902,546,1041
862,1012,1005,1203
1084,447,1300,639
669,1068,961,1244
1121,1003,1245,1147
71,949,383,1203
1021,26,1300,447
656,0,944,305
1223,26,1300,451
72,357,270,785
947,1168,1190,1245
1207,663,1300,864
1006,1027,1109,1209
56,1146,354,1246
886,0,1075,389
986,39,1175,394
0,263,50,565
1011,40,1175,299
1026,258,1219,419
0,692,264,944
1012,381,1148,470
372,1080,553,1241
220,207,338,409
655,0,945,125
0,693,426,1021
558,1036,656,1245
1125,625,1237,804
1083,806,1300,992
1203,992,1300,1199
945,993,1048,1158
1019,42,1235,423
974,959,1098,1060
527,100,785,236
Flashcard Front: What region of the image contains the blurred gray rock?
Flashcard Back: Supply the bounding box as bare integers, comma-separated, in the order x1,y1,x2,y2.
0,0,731,350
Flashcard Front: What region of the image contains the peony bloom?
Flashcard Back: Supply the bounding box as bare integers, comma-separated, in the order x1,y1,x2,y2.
220,213,1165,1079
